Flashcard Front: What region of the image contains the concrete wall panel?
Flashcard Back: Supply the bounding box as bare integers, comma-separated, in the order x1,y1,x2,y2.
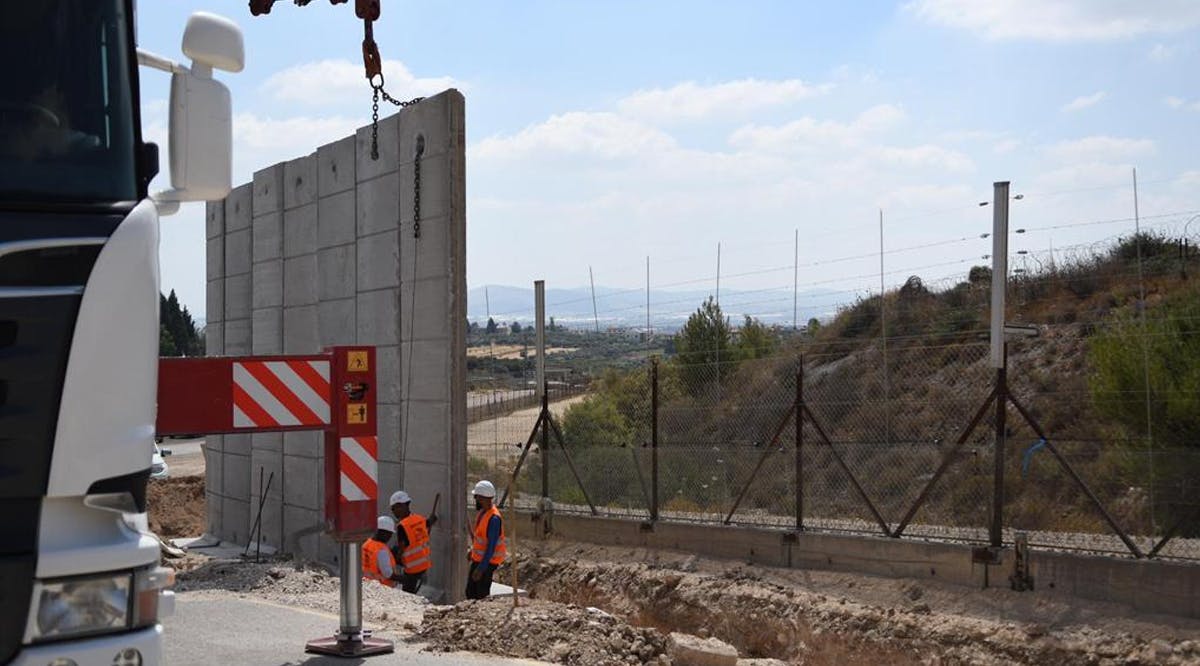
206,90,466,600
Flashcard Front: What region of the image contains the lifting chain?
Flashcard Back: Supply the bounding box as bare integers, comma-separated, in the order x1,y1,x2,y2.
248,0,423,162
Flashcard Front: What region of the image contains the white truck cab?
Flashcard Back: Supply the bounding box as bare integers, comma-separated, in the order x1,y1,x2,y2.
0,3,240,664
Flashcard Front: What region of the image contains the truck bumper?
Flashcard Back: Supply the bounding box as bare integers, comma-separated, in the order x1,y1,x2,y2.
9,625,161,666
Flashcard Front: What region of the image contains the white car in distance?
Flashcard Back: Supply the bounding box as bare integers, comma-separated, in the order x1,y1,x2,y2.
152,442,171,479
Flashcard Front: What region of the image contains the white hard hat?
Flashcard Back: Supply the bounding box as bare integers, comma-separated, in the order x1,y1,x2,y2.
377,515,396,532
472,480,497,498
389,490,412,506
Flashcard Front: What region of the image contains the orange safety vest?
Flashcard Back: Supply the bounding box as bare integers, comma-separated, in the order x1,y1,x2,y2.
362,538,397,587
469,505,506,565
398,514,432,574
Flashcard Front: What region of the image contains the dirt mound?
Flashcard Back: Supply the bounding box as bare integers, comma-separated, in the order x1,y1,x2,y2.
148,476,206,538
416,598,669,666
513,545,1200,666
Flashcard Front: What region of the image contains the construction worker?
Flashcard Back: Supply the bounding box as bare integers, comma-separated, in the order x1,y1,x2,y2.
466,479,506,599
389,490,437,593
362,516,403,588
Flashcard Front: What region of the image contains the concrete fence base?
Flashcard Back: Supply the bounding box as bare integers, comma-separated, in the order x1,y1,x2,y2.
521,511,1200,619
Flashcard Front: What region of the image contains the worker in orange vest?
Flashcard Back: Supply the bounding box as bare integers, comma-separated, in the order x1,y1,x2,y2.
362,516,403,588
389,490,437,593
466,480,506,599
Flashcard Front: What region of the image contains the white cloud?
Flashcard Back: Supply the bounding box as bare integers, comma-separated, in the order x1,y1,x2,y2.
872,145,975,172
993,139,1020,154
907,0,1200,41
231,113,361,182
1061,91,1106,113
1149,43,1181,61
261,59,460,106
728,104,906,152
617,78,832,122
1043,136,1155,163
1163,96,1200,111
472,112,676,161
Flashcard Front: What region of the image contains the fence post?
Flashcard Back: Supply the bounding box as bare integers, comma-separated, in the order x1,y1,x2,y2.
541,385,549,501
991,345,1007,549
651,357,660,522
796,361,804,532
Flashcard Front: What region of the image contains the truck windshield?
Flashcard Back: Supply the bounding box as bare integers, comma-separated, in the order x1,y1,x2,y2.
0,0,139,206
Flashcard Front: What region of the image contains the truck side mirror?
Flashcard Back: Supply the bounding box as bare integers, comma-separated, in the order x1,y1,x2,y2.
165,12,244,203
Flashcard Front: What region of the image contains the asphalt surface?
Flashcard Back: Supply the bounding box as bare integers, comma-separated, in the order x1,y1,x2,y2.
166,593,549,666
159,437,205,477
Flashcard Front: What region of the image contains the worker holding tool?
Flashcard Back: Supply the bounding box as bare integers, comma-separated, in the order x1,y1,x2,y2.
362,516,403,588
389,490,438,593
466,480,506,599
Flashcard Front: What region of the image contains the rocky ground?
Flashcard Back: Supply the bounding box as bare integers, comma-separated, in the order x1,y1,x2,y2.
163,538,1200,666
174,552,431,632
416,599,668,666
503,541,1200,666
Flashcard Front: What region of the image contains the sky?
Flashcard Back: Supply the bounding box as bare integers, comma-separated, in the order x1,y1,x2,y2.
135,0,1200,325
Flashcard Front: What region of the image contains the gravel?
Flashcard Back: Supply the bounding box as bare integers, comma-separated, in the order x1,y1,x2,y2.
176,554,430,631
416,598,669,666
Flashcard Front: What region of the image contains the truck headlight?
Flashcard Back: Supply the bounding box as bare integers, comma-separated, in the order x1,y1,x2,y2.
31,567,174,642
33,573,131,641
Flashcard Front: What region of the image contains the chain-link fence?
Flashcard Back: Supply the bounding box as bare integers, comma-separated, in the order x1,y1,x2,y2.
483,339,1199,562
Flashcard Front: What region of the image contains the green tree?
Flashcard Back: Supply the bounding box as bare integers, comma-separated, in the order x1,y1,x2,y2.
511,321,523,334
561,396,631,449
486,317,498,334
806,317,822,335
159,325,178,356
737,315,776,360
1089,284,1200,533
159,290,202,356
673,297,733,394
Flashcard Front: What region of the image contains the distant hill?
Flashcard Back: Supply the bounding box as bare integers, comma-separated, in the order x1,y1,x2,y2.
467,284,841,332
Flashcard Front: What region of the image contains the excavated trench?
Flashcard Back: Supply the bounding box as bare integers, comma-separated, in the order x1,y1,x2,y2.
509,553,1171,666
515,557,934,665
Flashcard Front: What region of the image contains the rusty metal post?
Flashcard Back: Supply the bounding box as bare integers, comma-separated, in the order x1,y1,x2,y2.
795,363,804,532
651,358,660,522
1008,392,1145,558
540,388,549,501
991,356,1007,549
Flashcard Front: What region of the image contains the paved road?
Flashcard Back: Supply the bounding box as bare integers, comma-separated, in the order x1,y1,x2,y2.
160,438,205,477
165,593,549,666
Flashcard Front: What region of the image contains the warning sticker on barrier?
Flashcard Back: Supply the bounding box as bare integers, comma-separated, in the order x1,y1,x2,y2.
232,360,331,428
347,350,369,372
339,436,378,502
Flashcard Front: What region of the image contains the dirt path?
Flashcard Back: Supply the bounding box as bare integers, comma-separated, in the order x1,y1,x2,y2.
500,541,1200,665
468,395,589,461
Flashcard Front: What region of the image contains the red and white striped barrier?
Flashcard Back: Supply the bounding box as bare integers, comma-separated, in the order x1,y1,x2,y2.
338,436,378,503
232,360,331,428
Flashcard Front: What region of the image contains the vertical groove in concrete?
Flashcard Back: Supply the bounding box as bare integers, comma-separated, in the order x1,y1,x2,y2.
204,90,467,599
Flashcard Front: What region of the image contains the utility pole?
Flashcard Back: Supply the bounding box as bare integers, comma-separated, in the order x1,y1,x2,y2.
646,256,651,343
793,229,799,331
715,242,721,308
879,209,890,446
589,266,600,333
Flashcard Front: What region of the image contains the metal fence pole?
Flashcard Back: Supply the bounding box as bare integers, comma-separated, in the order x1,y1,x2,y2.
795,362,804,532
541,389,549,500
651,358,659,522
991,353,1007,549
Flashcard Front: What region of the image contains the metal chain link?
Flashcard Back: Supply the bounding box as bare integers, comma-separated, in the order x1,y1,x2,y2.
369,76,423,161
412,144,421,238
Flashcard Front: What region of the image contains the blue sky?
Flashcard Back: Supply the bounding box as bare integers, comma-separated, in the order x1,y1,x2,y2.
136,1,1200,324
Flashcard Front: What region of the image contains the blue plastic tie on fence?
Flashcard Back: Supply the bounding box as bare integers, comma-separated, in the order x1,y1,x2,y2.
1021,439,1047,478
